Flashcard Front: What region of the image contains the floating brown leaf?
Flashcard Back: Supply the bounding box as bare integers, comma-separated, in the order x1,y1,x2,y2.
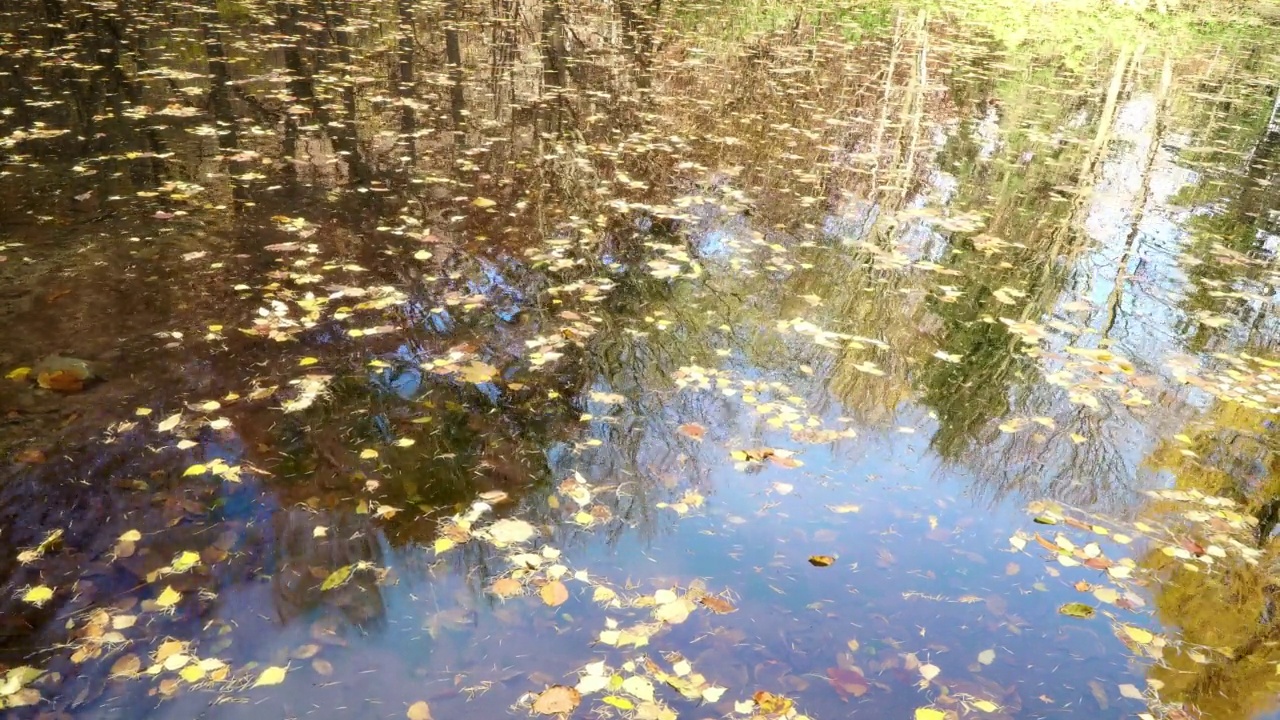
699,596,736,614
532,685,581,715
492,578,523,598
753,690,793,715
110,654,141,677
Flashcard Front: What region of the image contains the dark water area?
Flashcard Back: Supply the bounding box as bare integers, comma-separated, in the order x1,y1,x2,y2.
2,0,1280,718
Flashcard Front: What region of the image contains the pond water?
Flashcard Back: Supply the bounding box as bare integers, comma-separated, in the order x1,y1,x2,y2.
2,0,1280,719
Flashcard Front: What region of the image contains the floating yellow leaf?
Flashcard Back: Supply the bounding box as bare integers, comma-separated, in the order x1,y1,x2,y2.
359,448,379,460
471,197,497,208
21,585,53,606
321,565,354,591
253,665,288,687
5,367,31,381
620,676,655,702
183,464,208,476
972,699,1000,712
298,357,319,366
155,586,181,608
916,709,946,720
433,538,455,554
1123,626,1154,644
407,700,433,720
156,413,182,432
458,360,498,384
171,551,200,573
601,695,633,711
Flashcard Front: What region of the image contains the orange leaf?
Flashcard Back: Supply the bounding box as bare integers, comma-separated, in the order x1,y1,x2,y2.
677,423,706,440
37,371,84,392
540,580,569,607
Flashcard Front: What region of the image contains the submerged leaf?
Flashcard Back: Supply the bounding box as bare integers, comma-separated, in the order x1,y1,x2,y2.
677,423,706,440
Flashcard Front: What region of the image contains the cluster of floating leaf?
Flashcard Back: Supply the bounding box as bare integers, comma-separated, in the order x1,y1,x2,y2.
1011,489,1264,718
418,483,832,720
1168,352,1280,414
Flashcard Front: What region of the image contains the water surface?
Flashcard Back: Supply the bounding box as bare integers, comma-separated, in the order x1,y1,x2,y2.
2,1,1280,719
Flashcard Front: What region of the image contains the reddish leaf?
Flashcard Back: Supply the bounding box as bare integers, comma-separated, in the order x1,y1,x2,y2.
699,596,737,614
1064,517,1093,531
677,423,706,441
826,667,869,699
1179,538,1206,557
